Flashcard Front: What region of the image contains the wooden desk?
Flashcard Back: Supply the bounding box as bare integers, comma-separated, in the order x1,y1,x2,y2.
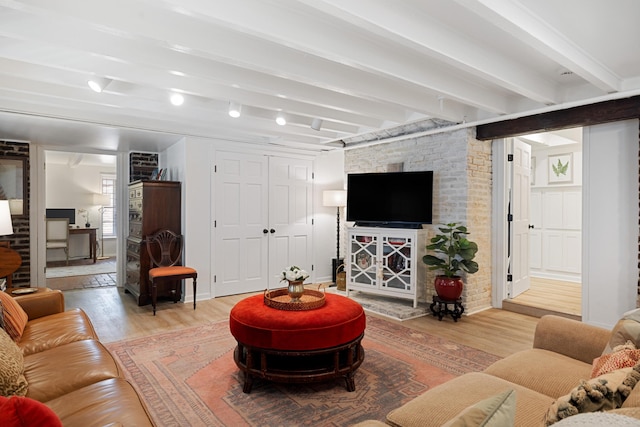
69,228,97,263
0,247,22,287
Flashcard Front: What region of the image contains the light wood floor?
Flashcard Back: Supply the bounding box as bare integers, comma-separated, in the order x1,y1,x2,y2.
503,277,581,321
63,286,540,359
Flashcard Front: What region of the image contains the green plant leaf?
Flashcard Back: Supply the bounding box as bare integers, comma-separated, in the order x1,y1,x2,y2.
423,222,479,277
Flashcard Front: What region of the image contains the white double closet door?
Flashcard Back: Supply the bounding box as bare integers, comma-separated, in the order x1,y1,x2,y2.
214,151,313,297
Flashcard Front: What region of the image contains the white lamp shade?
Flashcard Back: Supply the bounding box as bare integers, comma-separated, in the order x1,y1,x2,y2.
93,194,110,206
0,200,14,236
323,190,347,207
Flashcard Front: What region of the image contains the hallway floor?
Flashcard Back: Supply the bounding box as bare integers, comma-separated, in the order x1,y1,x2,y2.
503,277,581,320
45,258,116,291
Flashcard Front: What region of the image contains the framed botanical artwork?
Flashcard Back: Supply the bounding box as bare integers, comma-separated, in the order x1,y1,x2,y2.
548,153,573,184
0,157,26,216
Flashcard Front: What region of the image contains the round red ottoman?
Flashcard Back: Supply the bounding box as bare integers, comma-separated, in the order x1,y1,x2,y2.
229,293,366,393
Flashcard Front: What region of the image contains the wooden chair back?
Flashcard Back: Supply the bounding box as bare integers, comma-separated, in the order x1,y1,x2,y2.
145,229,183,268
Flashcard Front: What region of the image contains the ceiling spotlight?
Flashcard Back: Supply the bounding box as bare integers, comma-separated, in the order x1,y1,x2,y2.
276,113,287,126
170,92,184,106
228,101,242,118
87,77,112,93
311,118,323,131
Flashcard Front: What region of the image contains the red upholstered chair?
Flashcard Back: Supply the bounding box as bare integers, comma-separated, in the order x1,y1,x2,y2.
145,229,197,315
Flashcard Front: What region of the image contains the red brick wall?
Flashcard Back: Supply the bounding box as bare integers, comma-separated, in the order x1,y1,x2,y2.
0,141,29,286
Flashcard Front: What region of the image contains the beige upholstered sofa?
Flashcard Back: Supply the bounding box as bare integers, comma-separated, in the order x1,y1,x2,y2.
0,289,154,426
356,314,640,426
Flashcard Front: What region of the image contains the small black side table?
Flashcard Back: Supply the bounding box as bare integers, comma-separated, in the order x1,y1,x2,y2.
430,296,464,322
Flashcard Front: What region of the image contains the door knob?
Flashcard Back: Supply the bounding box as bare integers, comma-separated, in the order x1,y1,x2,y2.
270,229,275,234
263,229,269,234
528,224,535,229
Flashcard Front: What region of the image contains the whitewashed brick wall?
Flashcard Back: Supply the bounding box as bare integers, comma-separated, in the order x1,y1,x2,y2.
344,128,493,313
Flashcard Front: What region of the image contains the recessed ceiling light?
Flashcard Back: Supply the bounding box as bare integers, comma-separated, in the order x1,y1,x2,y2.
311,118,323,131
87,77,112,93
170,93,184,106
276,113,286,126
228,102,242,118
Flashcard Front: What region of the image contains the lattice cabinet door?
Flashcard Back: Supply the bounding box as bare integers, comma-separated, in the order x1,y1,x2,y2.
380,236,413,292
348,232,378,289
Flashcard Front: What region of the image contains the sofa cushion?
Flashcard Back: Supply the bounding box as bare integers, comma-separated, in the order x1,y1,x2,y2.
44,378,154,427
24,339,120,402
442,389,516,427
18,308,98,356
484,348,593,398
385,372,554,427
0,396,63,427
0,328,27,397
0,291,29,341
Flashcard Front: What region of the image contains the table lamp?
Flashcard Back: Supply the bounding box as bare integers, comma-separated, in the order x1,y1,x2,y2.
0,200,14,236
323,190,347,283
93,193,111,259
0,200,14,290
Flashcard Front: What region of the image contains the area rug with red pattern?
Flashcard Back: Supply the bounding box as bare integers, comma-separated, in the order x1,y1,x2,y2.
105,316,501,426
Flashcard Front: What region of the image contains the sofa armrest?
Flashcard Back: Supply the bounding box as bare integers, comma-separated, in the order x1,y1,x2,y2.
533,315,610,364
14,290,65,320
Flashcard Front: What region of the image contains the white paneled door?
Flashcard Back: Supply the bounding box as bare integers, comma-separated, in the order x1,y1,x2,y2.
509,138,531,298
268,157,314,290
214,152,313,296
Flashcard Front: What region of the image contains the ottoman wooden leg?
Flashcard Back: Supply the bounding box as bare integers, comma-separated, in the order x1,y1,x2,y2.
345,372,356,392
243,373,254,394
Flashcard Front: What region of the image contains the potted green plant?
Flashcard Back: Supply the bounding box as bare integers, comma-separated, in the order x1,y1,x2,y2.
422,223,479,300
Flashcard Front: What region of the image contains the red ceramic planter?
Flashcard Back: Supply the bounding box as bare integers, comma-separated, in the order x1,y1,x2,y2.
434,275,464,300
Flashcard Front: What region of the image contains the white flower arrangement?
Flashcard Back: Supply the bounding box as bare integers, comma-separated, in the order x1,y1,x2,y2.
280,265,309,282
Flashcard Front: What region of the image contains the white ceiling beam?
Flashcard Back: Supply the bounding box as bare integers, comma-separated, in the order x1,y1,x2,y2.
0,33,400,129
301,0,558,106
0,2,466,123
457,0,621,93
133,0,509,115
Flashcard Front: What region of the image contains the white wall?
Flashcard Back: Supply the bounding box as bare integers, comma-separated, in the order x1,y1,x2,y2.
313,150,345,282
46,162,116,260
583,120,639,328
161,137,213,304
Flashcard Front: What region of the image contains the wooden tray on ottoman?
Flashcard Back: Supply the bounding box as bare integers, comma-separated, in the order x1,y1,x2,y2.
263,287,325,311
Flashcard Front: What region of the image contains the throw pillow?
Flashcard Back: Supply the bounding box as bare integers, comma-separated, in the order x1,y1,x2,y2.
0,291,28,341
0,327,27,397
441,389,516,427
604,309,640,354
545,363,640,426
0,396,63,427
551,412,640,426
592,341,640,377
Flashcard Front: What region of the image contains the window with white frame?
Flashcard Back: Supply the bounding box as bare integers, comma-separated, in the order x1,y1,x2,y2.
101,174,116,237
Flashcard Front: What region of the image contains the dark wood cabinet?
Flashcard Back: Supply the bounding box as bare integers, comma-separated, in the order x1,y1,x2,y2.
125,180,181,306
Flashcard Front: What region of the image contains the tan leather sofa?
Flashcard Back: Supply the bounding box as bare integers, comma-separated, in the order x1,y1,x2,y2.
14,290,154,426
355,315,640,426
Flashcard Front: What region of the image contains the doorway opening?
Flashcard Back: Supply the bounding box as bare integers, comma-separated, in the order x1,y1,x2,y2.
502,128,583,320
44,151,118,291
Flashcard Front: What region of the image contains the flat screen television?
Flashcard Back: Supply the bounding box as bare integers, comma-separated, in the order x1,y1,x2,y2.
46,208,75,225
346,171,433,228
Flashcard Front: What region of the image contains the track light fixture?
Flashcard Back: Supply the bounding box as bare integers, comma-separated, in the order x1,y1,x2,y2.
276,113,287,126
170,92,184,106
311,118,323,131
228,102,242,118
87,77,112,93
